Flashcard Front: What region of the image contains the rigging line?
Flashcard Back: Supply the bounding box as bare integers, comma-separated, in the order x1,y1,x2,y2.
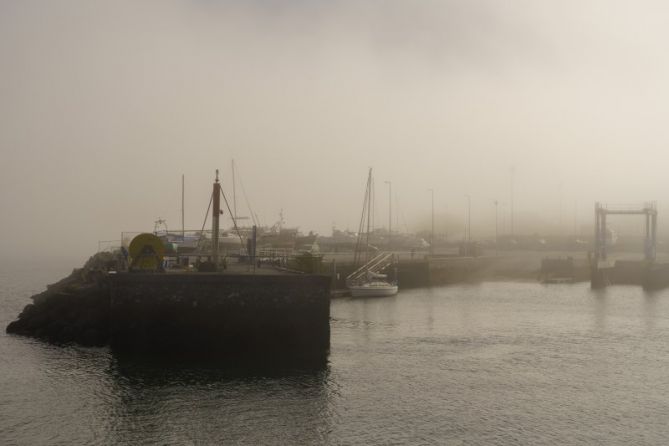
354,170,371,267
355,177,369,259
367,178,376,232
197,191,214,249
220,188,245,249
237,169,258,227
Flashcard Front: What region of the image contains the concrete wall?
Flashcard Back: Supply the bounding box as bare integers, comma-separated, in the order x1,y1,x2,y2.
330,255,550,290
109,273,331,359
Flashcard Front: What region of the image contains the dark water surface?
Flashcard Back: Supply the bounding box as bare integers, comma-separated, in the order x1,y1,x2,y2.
3,262,669,445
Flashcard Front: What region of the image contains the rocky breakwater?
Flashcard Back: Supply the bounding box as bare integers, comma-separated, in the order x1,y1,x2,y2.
6,253,332,361
6,253,115,346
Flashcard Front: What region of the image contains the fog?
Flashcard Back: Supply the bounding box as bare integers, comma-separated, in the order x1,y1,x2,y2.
2,0,669,261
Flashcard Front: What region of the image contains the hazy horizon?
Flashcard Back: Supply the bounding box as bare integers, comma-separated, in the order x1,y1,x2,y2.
3,0,669,261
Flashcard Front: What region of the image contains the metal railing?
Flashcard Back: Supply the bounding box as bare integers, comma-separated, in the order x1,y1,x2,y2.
346,252,395,284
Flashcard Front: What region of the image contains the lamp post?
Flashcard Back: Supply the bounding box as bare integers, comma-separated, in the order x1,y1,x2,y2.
429,188,434,255
510,166,515,237
385,181,392,248
466,194,471,243
494,199,499,255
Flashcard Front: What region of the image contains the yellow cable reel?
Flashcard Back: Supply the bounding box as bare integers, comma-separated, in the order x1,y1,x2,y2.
128,233,165,271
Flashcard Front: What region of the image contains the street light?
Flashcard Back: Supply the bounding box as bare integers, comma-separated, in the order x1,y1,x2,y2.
510,166,515,237
428,188,434,255
465,194,471,244
385,181,392,248
494,199,499,255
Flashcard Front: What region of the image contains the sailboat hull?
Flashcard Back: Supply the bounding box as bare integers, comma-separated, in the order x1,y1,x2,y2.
349,283,398,297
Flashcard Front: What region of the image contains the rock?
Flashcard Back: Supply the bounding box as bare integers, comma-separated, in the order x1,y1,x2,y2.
5,253,113,347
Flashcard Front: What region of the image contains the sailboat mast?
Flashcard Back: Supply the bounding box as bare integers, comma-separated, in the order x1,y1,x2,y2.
231,159,238,221
181,174,185,239
365,168,372,265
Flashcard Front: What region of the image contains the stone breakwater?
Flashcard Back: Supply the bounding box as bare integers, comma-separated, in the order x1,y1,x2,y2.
6,254,332,359
6,257,112,346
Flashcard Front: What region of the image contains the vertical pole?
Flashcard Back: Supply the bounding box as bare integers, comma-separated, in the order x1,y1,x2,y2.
365,169,372,265
212,170,221,265
429,189,434,255
652,210,658,261
369,179,373,234
645,212,651,260
385,180,392,248
467,195,471,244
558,181,563,236
501,203,506,234
252,225,257,274
181,174,185,239
594,203,600,266
495,200,499,255
510,166,515,237
601,212,607,261
395,192,399,235
232,159,237,221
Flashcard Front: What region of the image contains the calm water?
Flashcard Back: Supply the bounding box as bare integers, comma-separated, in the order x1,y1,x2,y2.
3,262,669,445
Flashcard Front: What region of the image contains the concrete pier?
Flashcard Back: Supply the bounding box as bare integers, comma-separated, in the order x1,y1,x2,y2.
7,252,331,360
109,273,331,358
328,253,581,291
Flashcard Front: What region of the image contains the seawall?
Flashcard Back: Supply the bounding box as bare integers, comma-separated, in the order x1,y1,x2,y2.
6,254,332,359
328,254,571,291
109,273,331,357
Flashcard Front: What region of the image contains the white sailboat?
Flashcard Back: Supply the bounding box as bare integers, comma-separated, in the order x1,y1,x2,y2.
347,168,398,297
348,278,398,297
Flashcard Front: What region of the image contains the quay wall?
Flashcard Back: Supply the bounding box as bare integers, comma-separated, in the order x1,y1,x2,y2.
7,252,332,359
593,260,669,289
328,254,564,290
644,263,669,290
329,260,429,289
109,273,331,357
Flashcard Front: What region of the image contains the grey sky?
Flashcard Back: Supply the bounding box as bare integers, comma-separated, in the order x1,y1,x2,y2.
2,0,669,261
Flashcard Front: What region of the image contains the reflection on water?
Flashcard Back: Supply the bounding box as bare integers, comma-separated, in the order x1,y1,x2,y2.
4,277,669,444
643,290,660,332
591,287,609,332
106,354,333,445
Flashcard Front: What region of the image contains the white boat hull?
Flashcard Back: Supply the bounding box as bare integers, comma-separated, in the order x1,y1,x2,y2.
349,283,398,297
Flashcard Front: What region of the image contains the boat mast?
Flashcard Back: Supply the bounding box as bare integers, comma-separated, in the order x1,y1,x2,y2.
212,170,221,265
232,159,238,221
385,180,391,248
365,168,372,265
181,174,185,239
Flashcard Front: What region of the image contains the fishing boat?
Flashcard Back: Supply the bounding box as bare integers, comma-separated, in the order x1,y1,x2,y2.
347,168,398,297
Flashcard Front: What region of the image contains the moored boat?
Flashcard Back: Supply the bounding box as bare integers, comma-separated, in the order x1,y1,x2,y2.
349,281,398,297
346,168,398,297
